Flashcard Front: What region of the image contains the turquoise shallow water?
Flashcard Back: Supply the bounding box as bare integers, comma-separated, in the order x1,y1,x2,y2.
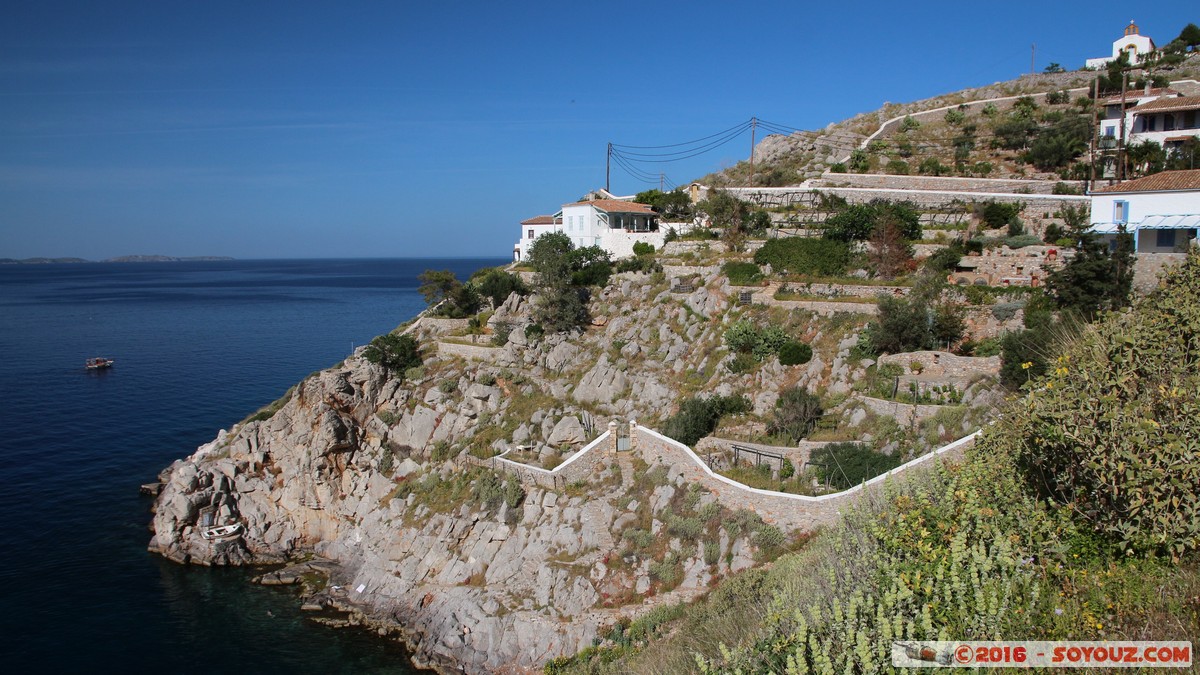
0,258,505,673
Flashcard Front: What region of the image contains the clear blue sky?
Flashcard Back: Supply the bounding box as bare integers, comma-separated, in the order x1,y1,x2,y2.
0,2,1192,259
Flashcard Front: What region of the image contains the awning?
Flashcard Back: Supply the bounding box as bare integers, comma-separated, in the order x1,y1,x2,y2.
1089,215,1200,234
1138,214,1200,229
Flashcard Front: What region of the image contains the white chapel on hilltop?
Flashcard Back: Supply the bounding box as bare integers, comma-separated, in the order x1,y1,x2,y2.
1086,21,1156,69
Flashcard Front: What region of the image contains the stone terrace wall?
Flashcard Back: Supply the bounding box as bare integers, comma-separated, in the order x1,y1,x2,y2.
877,351,1000,379
854,395,953,427
436,341,515,365
466,431,613,490
635,426,978,532
749,295,878,316
813,172,1078,195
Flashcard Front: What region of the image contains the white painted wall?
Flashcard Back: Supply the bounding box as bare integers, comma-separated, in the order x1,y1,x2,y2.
1090,190,1200,225
514,223,560,261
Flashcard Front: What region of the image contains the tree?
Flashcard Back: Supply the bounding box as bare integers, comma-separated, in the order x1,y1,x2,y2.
768,387,823,442
418,269,479,318
566,246,612,286
868,219,912,280
1178,22,1200,50
527,232,583,332
471,267,528,308
363,333,422,378
1046,224,1134,320
1043,62,1065,73
824,200,921,242
634,189,694,221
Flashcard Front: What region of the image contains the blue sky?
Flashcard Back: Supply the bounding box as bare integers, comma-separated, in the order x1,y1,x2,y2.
0,1,1192,259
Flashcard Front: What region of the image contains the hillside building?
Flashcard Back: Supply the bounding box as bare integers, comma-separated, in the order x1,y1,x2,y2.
514,199,662,262
1088,169,1200,253
1085,21,1156,69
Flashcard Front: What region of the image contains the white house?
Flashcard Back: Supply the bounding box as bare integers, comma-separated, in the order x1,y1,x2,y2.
1085,21,1156,69
1089,169,1200,253
513,198,662,261
1097,87,1180,142
1128,95,1200,150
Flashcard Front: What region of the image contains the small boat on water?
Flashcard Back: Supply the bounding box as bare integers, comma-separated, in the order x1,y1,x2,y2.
85,357,114,370
201,523,243,540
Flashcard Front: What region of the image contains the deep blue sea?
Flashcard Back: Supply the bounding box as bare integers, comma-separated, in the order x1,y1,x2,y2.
0,258,505,673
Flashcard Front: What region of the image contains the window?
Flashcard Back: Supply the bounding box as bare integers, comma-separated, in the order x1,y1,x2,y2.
1156,230,1176,249
1146,116,1156,132
1113,200,1128,223
1104,126,1116,137
528,229,534,240
1185,111,1196,129
1164,114,1175,132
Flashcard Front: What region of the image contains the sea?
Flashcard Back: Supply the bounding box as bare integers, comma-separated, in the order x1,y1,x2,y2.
0,258,506,673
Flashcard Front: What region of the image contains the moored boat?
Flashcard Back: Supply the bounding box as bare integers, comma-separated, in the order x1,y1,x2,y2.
85,357,114,370
201,523,243,540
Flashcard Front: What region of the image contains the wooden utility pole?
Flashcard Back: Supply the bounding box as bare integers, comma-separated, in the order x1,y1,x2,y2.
748,117,757,186
659,173,664,191
1117,72,1128,181
1031,43,1036,74
1089,76,1099,188
605,142,611,193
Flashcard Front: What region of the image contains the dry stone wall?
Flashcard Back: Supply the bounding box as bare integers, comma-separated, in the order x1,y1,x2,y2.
634,426,978,532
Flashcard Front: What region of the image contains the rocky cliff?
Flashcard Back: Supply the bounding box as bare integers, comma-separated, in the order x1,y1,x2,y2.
148,265,1002,671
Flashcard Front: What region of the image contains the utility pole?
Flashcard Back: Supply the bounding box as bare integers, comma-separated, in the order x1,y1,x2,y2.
748,117,757,186
1031,43,1036,75
605,142,611,193
659,173,664,192
1117,72,1128,181
1089,76,1099,189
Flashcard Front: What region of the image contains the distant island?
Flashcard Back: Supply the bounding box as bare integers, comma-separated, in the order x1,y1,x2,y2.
0,256,234,264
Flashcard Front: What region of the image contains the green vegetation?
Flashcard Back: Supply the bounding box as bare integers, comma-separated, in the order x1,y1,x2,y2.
865,279,964,354
766,386,823,442
526,232,609,332
822,200,921,242
362,333,423,378
559,253,1200,675
470,267,529,308
417,269,479,318
776,340,812,366
723,320,789,361
720,261,762,286
753,237,851,276
809,441,902,489
634,188,694,221
662,394,751,447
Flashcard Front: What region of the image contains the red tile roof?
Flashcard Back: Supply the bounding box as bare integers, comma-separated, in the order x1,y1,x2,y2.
520,215,557,225
562,199,656,214
1131,95,1200,115
1100,88,1178,105
1093,169,1200,193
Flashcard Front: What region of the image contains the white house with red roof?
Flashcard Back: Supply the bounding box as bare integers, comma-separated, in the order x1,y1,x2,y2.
1127,95,1200,150
1086,21,1156,69
513,198,662,261
1089,169,1200,253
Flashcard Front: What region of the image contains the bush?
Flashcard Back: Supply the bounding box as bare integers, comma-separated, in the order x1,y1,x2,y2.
885,159,910,175
470,268,529,308
524,323,544,341
724,321,789,361
753,237,852,276
980,201,1021,230
823,201,921,242
767,387,823,442
1006,253,1200,557
362,333,423,378
662,394,752,447
809,442,902,489
632,241,655,256
616,256,661,274
1005,234,1042,249
722,261,763,286
777,341,813,366
923,246,962,273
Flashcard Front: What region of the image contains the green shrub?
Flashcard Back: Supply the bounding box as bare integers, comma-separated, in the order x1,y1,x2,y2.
779,458,795,480
1005,234,1042,249
923,245,963,273
632,241,655,256
667,515,704,540
753,237,851,276
491,320,513,346
979,201,1022,229
362,333,423,378
1008,252,1200,557
885,159,910,175
724,321,789,361
438,379,458,394
622,528,654,550
726,352,759,374
524,323,544,341
662,394,751,447
721,261,763,286
777,340,813,366
768,386,823,442
470,267,529,308
810,442,902,489
616,256,661,274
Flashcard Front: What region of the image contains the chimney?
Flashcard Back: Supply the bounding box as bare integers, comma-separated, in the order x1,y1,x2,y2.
1144,81,1152,95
